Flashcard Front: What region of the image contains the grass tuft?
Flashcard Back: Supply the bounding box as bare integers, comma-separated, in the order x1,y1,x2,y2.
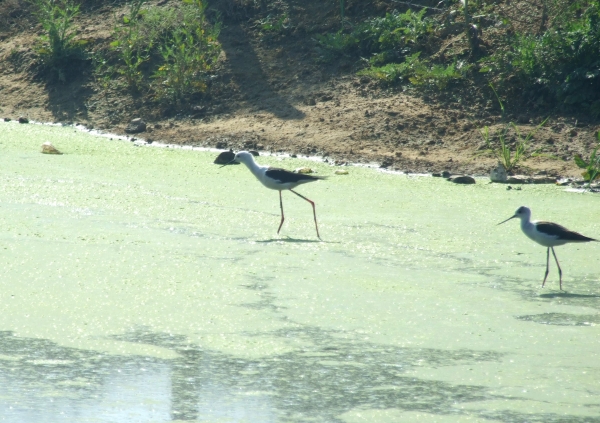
98,0,221,105
574,133,600,187
28,0,86,81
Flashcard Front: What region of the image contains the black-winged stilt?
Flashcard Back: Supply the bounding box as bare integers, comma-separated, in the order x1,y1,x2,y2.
498,206,597,290
223,151,324,239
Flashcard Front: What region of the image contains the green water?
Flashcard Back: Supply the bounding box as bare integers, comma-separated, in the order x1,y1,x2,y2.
0,121,599,422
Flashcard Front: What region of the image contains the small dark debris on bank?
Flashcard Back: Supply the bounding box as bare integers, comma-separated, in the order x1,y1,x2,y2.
214,150,238,165
448,175,476,184
125,118,146,134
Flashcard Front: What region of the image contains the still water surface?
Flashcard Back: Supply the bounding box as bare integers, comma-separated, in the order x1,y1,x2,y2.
0,122,599,422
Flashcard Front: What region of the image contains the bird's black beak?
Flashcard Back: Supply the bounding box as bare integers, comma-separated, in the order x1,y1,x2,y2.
219,159,237,168
497,215,516,225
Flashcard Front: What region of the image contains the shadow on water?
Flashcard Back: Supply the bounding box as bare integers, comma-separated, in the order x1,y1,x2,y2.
478,410,600,423
539,293,600,299
524,288,600,324
0,325,598,422
448,252,600,315
256,237,328,244
516,313,600,327
238,281,284,313
112,326,505,422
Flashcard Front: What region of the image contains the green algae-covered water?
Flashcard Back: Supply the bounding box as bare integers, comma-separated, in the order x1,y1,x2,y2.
0,121,599,422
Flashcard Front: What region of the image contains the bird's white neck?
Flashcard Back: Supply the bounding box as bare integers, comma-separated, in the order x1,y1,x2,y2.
240,157,268,179
520,216,535,235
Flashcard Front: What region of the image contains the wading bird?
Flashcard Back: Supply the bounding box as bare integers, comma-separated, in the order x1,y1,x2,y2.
222,151,324,239
498,206,596,290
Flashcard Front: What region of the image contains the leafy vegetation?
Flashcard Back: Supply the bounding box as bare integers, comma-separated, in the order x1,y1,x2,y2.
480,1,600,114
28,0,87,81
106,0,149,89
101,0,221,105
574,133,600,186
319,9,432,60
7,0,600,123
151,1,220,104
318,8,471,89
479,86,548,172
479,125,521,173
316,0,600,115
358,52,470,89
258,13,289,33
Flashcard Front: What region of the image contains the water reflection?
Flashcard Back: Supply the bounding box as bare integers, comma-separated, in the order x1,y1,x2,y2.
110,325,506,421
0,326,500,422
1,325,599,422
0,331,170,422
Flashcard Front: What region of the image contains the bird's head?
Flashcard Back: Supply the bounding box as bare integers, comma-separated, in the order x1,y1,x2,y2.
233,151,254,165
498,206,531,225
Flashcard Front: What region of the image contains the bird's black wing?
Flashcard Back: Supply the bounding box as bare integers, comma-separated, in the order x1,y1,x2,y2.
265,168,325,184
536,221,597,242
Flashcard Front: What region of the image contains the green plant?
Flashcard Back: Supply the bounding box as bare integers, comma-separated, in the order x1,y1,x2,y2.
103,0,221,102
478,86,548,172
318,9,432,59
358,52,470,89
153,29,220,103
358,52,422,83
409,61,470,89
318,9,467,89
259,13,288,33
91,52,116,91
574,133,600,187
109,0,150,89
316,31,357,55
112,32,148,88
480,120,548,173
28,0,86,80
480,1,600,113
151,0,221,104
480,126,524,173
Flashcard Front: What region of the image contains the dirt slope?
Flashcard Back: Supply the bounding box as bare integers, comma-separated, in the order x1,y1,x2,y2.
0,0,598,177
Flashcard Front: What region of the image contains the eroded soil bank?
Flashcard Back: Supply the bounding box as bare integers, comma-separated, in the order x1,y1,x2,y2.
1,0,599,178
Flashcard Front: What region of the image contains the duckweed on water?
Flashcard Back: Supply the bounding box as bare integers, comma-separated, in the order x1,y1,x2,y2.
0,121,599,422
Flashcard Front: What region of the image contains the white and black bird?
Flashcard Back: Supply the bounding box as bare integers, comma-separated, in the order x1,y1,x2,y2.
498,206,597,290
223,151,324,239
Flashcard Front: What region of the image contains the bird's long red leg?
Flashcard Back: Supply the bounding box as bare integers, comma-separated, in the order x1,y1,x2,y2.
277,190,285,234
542,247,550,287
551,247,563,290
290,189,321,240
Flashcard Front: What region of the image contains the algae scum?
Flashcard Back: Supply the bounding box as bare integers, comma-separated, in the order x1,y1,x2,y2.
0,121,599,423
